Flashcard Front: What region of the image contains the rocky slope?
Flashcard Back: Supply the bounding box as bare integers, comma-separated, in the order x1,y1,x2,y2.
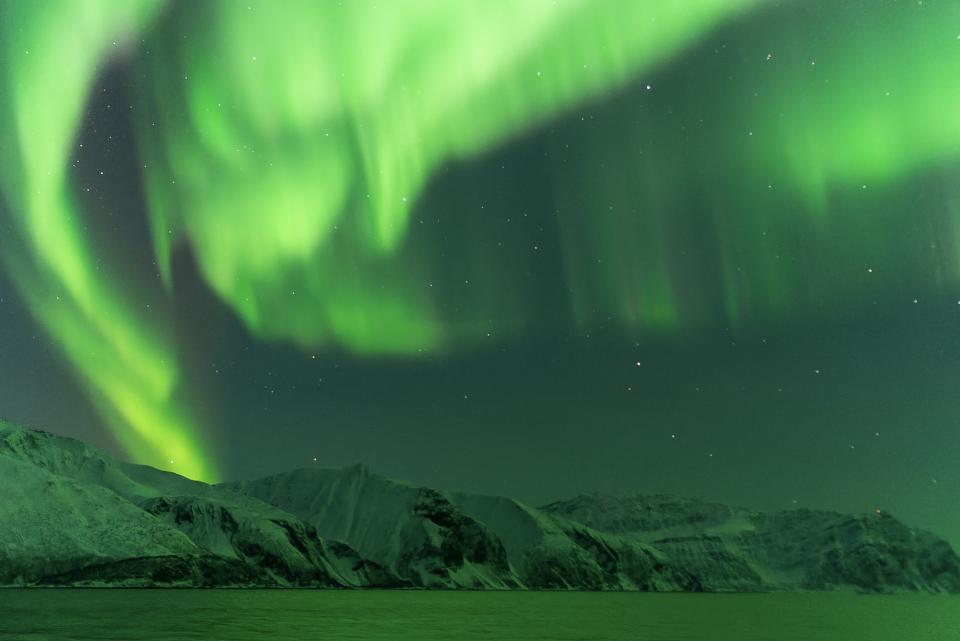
449,492,699,590
2,420,958,592
542,492,960,593
228,465,522,589
228,465,700,590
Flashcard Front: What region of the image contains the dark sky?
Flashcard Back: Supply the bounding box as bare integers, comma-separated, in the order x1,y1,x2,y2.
2,0,959,546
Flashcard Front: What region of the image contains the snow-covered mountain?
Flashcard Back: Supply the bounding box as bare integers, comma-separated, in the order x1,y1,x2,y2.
2,421,958,592
0,422,399,587
234,466,960,593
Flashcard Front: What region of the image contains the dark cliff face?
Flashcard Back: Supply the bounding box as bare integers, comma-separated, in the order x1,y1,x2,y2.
410,488,515,582
2,421,959,592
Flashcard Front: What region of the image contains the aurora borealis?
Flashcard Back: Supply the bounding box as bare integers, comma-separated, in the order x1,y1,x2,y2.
3,0,960,544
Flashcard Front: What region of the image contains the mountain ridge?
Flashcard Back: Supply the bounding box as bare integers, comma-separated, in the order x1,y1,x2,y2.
2,421,958,593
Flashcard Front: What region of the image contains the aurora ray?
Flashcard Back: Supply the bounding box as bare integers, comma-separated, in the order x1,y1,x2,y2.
0,0,214,480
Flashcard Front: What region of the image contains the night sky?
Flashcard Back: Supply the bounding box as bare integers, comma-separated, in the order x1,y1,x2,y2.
2,0,960,546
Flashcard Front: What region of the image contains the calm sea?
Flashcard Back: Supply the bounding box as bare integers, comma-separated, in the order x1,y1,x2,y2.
0,590,956,641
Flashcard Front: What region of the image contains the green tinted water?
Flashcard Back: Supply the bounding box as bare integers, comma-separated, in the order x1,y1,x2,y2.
0,590,957,641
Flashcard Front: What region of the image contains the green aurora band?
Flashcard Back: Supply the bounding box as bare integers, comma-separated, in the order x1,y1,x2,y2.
137,0,763,353
1,0,959,479
552,0,960,328
0,1,216,480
